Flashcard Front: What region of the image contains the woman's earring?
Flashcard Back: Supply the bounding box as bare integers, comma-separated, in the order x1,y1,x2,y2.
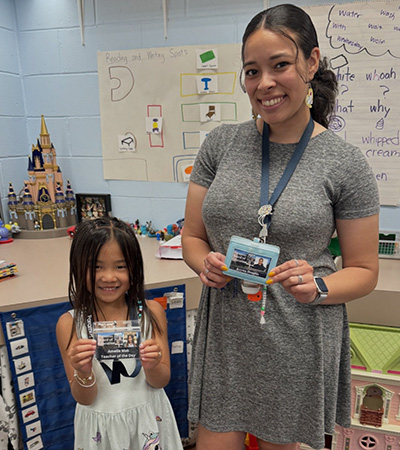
305,84,313,108
252,109,258,120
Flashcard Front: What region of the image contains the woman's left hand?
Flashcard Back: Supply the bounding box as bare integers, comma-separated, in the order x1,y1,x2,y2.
267,259,317,304
139,338,163,370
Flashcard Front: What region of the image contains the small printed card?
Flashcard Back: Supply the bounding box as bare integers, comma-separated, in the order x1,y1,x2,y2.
93,320,141,361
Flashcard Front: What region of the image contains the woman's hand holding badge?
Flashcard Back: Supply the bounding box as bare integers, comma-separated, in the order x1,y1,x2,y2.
267,258,318,304
201,251,232,289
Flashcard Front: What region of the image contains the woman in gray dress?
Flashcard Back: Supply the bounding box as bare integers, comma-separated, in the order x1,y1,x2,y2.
182,4,380,450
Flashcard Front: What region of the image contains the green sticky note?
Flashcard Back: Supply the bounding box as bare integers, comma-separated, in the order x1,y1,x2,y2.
200,50,215,64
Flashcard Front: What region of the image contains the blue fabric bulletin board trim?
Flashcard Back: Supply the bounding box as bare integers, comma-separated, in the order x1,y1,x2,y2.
0,284,188,450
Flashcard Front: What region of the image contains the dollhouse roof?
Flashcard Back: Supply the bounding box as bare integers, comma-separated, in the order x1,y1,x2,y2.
350,323,400,374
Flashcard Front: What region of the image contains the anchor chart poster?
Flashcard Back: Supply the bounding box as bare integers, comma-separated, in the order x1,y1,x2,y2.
97,43,249,184
98,1,400,205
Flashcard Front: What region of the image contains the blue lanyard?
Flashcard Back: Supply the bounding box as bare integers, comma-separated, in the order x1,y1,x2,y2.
259,116,314,237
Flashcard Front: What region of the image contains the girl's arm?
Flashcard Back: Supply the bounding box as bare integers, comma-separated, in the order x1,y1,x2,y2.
182,181,229,288
268,214,379,304
56,312,98,405
139,300,171,388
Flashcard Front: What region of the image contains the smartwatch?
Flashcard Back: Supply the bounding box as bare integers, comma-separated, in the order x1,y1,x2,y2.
310,277,329,305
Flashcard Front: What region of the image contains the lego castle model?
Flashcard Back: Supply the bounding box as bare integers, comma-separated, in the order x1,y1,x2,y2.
7,115,77,231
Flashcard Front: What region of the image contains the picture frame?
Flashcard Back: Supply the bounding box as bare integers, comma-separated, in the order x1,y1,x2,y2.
75,193,112,222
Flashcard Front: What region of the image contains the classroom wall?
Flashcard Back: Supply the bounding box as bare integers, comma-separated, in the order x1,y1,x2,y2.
0,0,399,231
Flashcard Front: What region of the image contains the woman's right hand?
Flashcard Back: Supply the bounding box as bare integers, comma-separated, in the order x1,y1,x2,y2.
201,251,232,289
67,338,96,377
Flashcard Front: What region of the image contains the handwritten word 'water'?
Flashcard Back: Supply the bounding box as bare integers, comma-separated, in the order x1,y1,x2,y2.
326,4,400,57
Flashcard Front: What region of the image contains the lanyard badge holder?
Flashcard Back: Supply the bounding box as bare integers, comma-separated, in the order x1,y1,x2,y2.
224,236,280,324
225,116,314,324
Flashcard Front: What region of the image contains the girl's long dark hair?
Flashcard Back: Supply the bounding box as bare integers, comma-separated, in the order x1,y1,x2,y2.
242,4,338,128
68,217,161,346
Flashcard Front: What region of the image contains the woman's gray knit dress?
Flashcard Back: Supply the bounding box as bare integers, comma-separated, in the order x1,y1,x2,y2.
187,120,380,449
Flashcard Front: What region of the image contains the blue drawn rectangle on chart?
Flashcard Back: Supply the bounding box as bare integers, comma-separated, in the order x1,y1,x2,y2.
173,155,197,182
182,132,200,149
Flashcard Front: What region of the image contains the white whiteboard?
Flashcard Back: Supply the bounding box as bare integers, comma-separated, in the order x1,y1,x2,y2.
98,1,400,206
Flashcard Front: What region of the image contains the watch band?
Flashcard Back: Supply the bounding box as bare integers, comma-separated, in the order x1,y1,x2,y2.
308,292,326,305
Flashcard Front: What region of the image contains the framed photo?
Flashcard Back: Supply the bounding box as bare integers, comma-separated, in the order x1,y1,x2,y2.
76,193,112,222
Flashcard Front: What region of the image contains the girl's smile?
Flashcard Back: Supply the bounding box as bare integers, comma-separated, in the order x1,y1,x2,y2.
89,239,130,308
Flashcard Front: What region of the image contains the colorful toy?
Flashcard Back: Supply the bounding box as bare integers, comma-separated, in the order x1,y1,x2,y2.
5,222,21,235
146,221,158,237
0,262,18,279
7,115,77,231
334,323,400,449
0,220,13,243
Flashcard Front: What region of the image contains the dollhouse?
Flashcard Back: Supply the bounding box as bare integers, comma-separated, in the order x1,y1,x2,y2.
332,323,400,450
7,115,77,231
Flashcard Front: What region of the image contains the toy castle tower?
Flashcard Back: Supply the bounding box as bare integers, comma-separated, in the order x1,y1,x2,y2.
7,115,77,231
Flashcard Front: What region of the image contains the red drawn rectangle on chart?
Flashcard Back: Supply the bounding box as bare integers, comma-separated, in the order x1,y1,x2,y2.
147,105,164,148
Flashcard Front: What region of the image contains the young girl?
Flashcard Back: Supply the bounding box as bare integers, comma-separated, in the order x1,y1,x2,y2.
56,217,183,450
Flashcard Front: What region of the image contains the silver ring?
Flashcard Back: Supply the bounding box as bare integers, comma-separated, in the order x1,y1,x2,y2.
158,351,162,359
204,268,210,275
298,274,303,285
294,259,299,267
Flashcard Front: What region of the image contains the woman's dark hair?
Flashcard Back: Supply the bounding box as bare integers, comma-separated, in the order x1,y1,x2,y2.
242,4,337,128
68,217,160,346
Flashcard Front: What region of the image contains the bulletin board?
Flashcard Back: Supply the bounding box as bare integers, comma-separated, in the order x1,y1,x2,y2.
97,1,400,206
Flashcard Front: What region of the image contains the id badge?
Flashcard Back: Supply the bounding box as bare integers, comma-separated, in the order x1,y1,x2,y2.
93,320,141,361
224,235,280,285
